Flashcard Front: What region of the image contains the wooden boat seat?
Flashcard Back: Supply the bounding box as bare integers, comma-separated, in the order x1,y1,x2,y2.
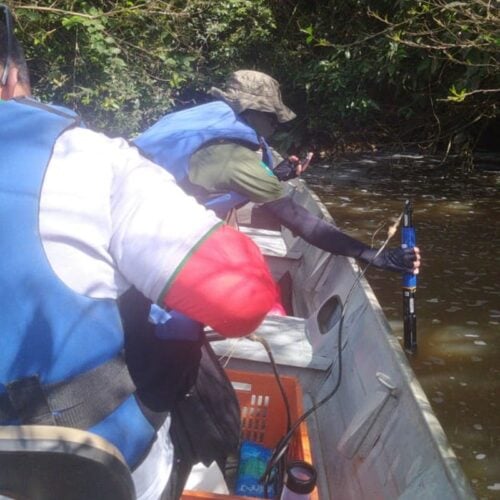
210,314,332,372
0,425,135,500
239,225,304,260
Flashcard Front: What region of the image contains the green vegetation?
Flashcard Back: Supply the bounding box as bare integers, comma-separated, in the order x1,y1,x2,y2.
7,0,499,164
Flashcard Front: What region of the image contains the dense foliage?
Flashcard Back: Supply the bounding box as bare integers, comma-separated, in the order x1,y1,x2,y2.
7,0,499,163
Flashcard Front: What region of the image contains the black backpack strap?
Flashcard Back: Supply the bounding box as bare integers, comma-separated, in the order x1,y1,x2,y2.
119,286,203,415
1,355,136,429
169,339,241,466
163,339,241,499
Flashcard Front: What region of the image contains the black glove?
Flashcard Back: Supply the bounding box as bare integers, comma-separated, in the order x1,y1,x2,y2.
359,247,418,274
273,158,298,181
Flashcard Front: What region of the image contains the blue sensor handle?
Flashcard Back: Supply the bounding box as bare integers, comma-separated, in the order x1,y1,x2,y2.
402,201,417,289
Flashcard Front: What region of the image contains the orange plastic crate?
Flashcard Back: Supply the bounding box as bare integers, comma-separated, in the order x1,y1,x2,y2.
182,369,318,500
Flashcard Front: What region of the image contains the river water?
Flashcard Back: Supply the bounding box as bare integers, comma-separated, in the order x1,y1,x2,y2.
304,153,499,499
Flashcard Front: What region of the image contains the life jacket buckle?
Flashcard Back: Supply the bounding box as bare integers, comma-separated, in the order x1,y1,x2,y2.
6,375,56,425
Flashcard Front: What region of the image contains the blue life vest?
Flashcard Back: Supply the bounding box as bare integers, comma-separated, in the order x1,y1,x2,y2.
134,101,274,181
0,99,156,468
134,101,275,215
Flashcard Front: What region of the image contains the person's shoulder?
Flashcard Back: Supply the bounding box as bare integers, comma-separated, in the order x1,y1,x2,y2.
194,141,260,164
56,127,131,152
53,127,170,183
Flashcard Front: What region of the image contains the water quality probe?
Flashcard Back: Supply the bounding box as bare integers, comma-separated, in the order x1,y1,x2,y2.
402,199,417,353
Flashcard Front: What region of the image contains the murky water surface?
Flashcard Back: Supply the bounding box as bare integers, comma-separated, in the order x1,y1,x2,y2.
305,153,500,499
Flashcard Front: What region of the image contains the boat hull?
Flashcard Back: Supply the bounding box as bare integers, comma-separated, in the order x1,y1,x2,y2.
210,179,474,499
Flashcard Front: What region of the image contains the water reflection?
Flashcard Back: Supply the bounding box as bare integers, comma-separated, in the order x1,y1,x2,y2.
306,154,500,499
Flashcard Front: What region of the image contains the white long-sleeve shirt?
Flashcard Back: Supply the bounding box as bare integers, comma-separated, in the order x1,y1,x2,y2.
40,126,222,499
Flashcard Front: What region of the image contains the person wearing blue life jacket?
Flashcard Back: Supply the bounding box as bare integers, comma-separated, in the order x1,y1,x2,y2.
0,7,278,499
135,70,421,276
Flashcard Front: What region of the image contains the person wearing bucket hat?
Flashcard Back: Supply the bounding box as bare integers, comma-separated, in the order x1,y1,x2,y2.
135,69,420,276
208,70,306,182
134,68,421,497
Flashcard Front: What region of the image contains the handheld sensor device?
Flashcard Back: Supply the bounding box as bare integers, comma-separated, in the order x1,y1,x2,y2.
402,199,417,353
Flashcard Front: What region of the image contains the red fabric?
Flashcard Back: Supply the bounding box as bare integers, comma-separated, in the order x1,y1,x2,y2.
268,301,286,316
163,225,278,337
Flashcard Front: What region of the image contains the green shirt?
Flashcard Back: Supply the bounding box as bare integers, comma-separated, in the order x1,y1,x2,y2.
188,143,283,204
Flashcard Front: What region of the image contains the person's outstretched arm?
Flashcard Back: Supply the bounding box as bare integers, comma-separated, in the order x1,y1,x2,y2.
262,195,420,274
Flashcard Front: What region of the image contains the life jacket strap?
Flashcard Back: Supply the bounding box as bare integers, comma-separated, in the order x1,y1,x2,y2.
0,355,136,430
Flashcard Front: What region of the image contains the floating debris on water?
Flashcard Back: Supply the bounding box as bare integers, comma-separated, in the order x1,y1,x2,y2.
469,300,488,307
427,298,439,303
473,424,483,431
474,340,487,346
475,454,486,460
465,334,480,338
427,356,445,365
487,483,500,491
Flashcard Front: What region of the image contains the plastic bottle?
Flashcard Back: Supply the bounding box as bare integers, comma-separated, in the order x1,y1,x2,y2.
280,460,317,499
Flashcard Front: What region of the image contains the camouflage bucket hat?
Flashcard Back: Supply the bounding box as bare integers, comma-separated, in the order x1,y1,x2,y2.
209,70,296,123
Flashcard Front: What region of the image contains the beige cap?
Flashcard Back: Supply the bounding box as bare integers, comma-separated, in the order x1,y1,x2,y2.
209,70,296,123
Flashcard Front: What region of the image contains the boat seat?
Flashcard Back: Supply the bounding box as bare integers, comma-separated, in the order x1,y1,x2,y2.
239,225,303,259
210,315,332,371
0,425,135,500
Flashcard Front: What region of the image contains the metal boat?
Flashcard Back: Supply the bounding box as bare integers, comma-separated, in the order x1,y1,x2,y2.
0,179,475,499
204,178,475,499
